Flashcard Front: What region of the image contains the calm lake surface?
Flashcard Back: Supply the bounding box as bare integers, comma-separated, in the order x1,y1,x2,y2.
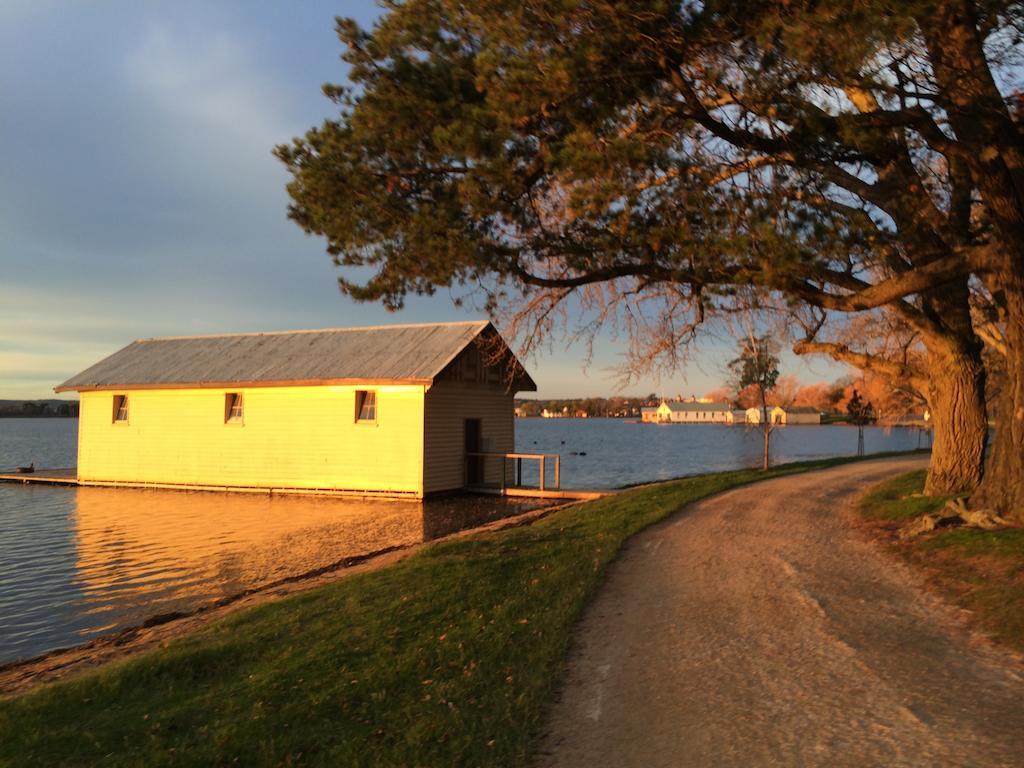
0,417,925,664
516,416,926,488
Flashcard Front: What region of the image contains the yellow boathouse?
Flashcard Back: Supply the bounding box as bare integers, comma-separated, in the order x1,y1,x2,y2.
55,321,536,497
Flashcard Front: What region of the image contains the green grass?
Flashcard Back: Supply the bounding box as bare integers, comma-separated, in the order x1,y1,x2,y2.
0,454,910,768
859,471,1024,654
919,526,1024,556
857,469,950,521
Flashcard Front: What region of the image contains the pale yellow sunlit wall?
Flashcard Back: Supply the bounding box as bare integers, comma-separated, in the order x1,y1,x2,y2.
77,385,425,494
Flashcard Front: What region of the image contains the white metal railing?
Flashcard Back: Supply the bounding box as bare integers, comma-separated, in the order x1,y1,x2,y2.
465,452,561,492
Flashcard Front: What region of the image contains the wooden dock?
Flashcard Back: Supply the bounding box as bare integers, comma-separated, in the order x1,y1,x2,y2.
461,451,610,500
0,468,78,486
0,469,609,500
469,485,611,501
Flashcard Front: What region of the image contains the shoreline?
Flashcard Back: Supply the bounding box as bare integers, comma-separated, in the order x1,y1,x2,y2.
0,455,943,767
0,450,930,696
0,499,573,697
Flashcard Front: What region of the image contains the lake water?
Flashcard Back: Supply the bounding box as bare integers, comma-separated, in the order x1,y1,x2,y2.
516,417,926,488
0,417,925,664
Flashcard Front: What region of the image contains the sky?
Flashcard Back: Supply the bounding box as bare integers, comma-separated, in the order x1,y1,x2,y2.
0,1,849,400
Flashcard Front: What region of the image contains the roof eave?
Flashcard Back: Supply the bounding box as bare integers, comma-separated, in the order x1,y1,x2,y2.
54,377,435,393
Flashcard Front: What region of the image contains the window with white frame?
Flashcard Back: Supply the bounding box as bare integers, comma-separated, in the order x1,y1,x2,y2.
112,394,129,423
225,392,244,423
355,390,377,422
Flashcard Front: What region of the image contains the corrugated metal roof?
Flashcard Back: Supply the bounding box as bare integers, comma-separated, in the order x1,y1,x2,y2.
56,320,535,392
663,401,732,412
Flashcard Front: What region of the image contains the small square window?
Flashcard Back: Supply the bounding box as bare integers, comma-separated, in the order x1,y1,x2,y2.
112,394,129,423
355,390,377,422
225,393,244,423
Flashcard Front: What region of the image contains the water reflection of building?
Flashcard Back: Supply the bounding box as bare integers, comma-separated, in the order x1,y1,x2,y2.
56,321,536,497
71,487,543,618
72,486,426,614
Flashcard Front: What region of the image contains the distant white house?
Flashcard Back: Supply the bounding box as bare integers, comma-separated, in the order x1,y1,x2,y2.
654,400,737,424
640,406,660,423
745,406,822,425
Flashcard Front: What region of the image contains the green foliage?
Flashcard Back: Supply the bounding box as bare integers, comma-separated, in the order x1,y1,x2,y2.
727,335,780,397
273,0,903,323
0,455,889,767
845,387,876,426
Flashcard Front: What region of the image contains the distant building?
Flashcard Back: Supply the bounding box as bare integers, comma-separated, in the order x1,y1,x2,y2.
640,406,660,423
745,407,767,424
779,406,822,424
654,400,736,424
55,321,536,497
745,406,822,425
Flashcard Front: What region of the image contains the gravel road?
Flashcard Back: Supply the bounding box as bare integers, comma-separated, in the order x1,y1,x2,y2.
535,456,1024,768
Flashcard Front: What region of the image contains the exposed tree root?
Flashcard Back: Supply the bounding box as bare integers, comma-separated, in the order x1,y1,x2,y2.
899,497,1014,540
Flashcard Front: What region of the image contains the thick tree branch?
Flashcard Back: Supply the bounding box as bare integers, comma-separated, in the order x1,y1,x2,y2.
788,252,972,311
793,339,928,392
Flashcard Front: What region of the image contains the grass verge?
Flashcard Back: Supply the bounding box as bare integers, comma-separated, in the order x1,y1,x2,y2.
0,454,914,767
858,470,1024,654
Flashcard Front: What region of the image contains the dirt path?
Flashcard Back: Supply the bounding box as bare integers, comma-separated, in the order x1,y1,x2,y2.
535,456,1024,768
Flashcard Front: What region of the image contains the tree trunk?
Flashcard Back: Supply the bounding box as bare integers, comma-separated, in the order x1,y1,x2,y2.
972,268,1024,524
922,343,988,496
920,5,1024,520
793,279,988,494
760,397,771,470
763,426,770,470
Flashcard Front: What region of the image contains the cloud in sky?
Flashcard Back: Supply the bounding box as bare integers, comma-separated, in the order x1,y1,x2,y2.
0,1,850,400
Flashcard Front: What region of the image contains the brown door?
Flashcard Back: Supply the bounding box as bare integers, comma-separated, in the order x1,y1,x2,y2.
465,418,483,485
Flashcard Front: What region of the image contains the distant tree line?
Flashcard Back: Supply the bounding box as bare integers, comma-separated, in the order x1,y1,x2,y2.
0,400,79,418
515,396,659,418
714,371,919,424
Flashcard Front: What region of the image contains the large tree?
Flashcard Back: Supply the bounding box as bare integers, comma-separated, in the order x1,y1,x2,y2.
277,1,1021,518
